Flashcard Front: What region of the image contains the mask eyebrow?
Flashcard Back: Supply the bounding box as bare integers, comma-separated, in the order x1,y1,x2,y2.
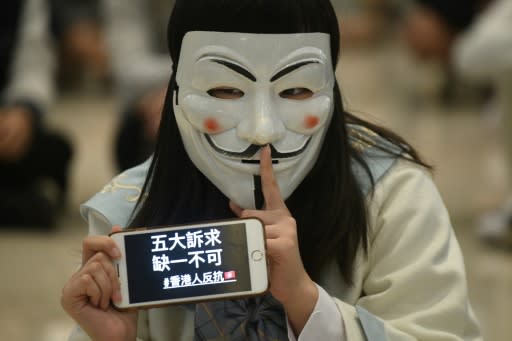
270,60,320,82
211,59,257,82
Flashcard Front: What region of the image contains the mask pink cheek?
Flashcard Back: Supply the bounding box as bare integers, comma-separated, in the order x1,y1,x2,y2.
203,117,221,133
304,115,320,130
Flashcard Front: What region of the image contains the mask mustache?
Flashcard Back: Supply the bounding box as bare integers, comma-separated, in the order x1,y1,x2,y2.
204,135,310,160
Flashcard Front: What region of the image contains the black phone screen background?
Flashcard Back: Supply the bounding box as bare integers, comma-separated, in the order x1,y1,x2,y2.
124,223,252,303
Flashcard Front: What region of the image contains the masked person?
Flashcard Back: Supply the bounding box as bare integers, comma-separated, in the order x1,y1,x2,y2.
61,0,482,340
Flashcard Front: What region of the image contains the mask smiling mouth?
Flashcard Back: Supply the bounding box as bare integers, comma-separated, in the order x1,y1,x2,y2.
204,134,311,164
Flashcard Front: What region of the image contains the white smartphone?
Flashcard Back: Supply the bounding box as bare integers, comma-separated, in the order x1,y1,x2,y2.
110,217,268,310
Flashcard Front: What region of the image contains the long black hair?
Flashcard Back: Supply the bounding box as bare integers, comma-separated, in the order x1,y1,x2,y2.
130,0,429,284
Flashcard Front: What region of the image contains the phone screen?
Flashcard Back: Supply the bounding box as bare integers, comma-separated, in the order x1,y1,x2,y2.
123,223,251,304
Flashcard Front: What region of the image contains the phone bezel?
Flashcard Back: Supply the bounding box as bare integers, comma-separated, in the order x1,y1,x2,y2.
110,217,268,310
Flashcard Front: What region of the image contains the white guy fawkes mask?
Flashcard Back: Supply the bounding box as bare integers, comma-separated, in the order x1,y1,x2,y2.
174,31,335,209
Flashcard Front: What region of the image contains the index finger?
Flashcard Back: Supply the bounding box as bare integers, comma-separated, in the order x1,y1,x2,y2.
259,145,286,210
81,226,122,265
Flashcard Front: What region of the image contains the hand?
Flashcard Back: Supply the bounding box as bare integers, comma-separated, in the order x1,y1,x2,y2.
230,145,318,335
0,107,34,161
61,226,138,341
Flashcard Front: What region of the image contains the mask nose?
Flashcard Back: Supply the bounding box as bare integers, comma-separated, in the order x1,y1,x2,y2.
237,91,285,145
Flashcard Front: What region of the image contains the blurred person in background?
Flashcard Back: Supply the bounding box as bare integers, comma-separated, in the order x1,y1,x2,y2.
452,0,512,249
49,0,110,90
402,0,491,104
403,0,487,62
0,0,73,229
333,0,396,47
102,0,175,172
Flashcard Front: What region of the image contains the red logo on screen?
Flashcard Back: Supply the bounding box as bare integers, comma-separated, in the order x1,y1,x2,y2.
224,271,236,280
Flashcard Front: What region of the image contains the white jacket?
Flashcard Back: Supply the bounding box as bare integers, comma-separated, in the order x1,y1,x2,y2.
69,126,481,340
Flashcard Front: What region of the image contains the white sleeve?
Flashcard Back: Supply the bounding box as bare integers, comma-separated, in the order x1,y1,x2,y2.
335,161,481,340
286,284,345,341
102,0,171,104
87,210,113,236
3,0,55,112
453,0,512,81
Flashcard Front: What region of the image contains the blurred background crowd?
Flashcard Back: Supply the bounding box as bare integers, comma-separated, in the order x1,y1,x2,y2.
0,0,510,340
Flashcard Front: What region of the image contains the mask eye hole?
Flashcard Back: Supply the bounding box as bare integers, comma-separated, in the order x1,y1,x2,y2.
207,87,245,99
279,88,314,100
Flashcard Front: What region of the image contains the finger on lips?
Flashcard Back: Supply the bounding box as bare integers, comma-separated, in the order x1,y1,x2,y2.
259,146,283,209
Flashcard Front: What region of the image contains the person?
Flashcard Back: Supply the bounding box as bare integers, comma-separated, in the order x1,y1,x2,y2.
49,0,110,90
331,0,395,47
403,0,489,62
0,0,73,228
402,0,491,104
61,0,482,339
101,0,176,172
452,0,512,249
